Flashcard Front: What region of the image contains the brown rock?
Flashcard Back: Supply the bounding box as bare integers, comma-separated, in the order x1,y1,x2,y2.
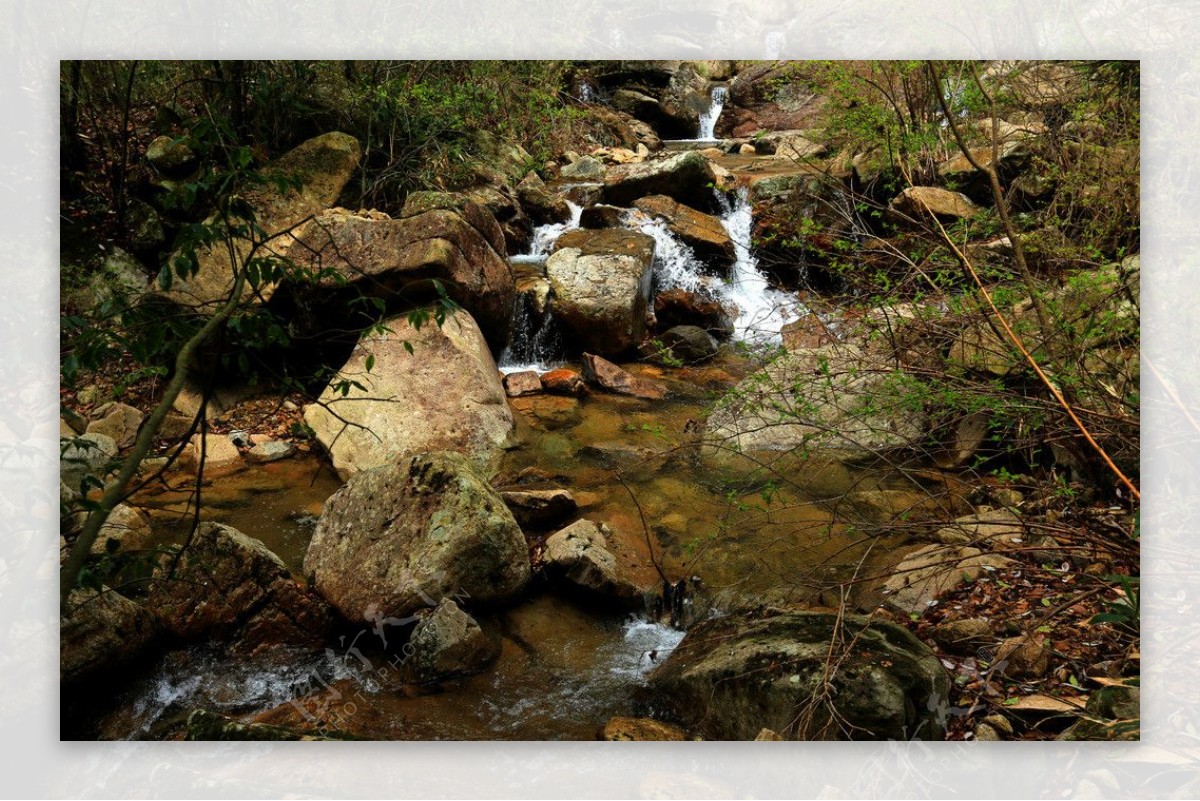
149,522,333,654
890,187,980,220
601,717,688,741
632,194,735,269
303,310,513,479
540,369,588,396
500,489,577,529
61,587,159,685
881,545,1013,615
509,396,582,432
930,618,993,654
284,197,514,349
543,519,645,607
653,288,734,337
178,433,242,474
159,132,361,308
85,402,144,449
503,370,542,397
994,634,1051,679
582,353,667,400
579,204,628,229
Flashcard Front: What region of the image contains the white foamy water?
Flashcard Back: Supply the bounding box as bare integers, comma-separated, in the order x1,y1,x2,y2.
117,647,357,739
696,85,727,141
716,188,803,344
635,188,802,346
478,615,687,735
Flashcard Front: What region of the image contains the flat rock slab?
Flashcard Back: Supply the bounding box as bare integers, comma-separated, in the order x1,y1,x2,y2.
500,488,577,530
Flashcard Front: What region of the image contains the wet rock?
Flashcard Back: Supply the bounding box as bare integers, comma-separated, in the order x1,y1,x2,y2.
632,194,735,269
655,325,718,364
516,171,570,225
61,586,159,686
560,155,606,180
543,519,645,608
158,132,361,308
185,709,352,741
648,607,950,740
994,634,1051,679
540,368,588,397
601,717,688,741
930,618,993,654
407,598,499,682
283,197,514,349
603,150,724,212
60,432,118,492
246,439,296,463
509,395,582,431
503,370,542,397
500,488,577,529
890,186,980,220
582,353,667,400
547,229,654,357
704,343,926,459
149,522,333,653
84,402,143,449
304,309,513,479
579,204,628,229
306,451,531,620
654,288,735,337
881,545,1013,615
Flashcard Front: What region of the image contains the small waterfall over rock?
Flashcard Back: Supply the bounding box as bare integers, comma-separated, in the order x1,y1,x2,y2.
632,188,801,345
696,86,727,141
499,201,582,374
501,185,800,372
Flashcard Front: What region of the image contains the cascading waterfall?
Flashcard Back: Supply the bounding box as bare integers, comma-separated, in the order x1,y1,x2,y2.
502,186,800,372
498,201,582,374
696,85,727,141
633,188,801,345
715,187,803,344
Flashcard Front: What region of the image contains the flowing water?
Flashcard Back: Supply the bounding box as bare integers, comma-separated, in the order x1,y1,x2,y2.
696,85,727,141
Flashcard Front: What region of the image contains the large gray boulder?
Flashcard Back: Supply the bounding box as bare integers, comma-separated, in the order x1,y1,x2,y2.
305,451,531,620
304,309,514,479
283,195,515,349
547,228,655,357
647,608,950,740
149,523,334,653
158,132,362,309
704,342,926,459
61,587,159,686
